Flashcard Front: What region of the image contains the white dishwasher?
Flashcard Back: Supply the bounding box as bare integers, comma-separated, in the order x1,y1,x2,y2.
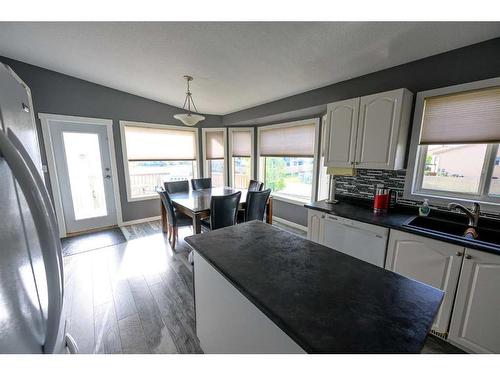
322,214,389,267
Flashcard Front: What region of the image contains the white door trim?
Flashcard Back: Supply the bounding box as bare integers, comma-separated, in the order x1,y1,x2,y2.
38,113,122,237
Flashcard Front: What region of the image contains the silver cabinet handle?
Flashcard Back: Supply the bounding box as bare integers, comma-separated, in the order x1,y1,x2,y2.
465,254,472,260
0,129,64,354
456,251,463,257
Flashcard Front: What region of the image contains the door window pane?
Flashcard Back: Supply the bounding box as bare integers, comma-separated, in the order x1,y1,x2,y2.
264,157,313,202
63,132,107,220
208,159,224,187
232,157,251,189
421,144,487,194
128,160,196,198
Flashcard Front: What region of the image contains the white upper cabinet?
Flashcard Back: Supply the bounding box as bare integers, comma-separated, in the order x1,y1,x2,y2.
324,88,413,170
324,98,360,168
449,248,500,353
385,230,464,336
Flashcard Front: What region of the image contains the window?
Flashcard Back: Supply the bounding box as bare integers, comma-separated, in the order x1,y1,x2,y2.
120,122,198,201
229,128,254,189
405,79,500,210
203,129,227,187
258,119,319,204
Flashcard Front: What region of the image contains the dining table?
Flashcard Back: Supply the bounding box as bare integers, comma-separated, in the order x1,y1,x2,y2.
160,186,273,234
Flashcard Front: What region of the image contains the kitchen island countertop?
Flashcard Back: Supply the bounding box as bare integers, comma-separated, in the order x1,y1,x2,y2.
185,221,443,353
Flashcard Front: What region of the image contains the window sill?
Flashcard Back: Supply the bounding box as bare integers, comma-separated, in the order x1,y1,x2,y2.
127,195,160,203
272,194,311,207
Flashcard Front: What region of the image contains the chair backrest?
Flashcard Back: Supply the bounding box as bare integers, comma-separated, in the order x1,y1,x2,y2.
210,191,242,230
164,180,189,194
245,189,271,222
248,179,264,192
156,187,176,226
191,177,212,190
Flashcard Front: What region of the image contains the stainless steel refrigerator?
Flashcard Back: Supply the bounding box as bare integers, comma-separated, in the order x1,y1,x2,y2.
0,63,77,354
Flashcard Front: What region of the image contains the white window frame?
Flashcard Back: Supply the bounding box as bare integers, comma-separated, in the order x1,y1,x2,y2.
317,115,330,201
228,127,255,188
257,118,320,206
201,127,228,186
404,77,500,213
119,120,200,202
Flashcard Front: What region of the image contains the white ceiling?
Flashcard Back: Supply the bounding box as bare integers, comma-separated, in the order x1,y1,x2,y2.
0,22,499,115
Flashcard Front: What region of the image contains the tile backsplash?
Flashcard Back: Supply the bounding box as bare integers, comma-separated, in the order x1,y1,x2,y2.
333,168,500,220
334,169,406,200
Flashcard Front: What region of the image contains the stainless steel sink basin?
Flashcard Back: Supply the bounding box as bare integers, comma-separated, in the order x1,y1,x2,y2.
403,215,500,248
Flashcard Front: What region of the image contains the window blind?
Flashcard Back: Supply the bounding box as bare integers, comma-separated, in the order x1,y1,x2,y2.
420,86,500,145
205,130,225,160
259,123,316,157
231,130,252,157
124,125,197,161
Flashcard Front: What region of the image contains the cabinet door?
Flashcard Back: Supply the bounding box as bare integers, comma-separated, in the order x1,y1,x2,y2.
449,249,500,353
324,98,359,168
355,89,405,169
385,230,464,335
307,209,324,244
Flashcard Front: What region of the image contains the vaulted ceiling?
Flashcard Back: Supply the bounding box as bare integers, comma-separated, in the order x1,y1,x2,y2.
0,22,499,114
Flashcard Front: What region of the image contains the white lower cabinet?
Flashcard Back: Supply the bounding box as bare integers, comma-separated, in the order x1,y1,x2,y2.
448,248,500,353
385,230,464,336
307,209,325,244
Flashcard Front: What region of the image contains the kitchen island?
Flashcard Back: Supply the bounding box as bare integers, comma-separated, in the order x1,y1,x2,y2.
185,221,443,353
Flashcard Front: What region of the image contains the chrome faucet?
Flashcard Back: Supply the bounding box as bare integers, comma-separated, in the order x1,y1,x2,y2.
448,202,481,227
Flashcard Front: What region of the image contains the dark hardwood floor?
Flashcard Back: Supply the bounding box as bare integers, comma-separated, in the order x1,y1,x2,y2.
63,221,463,354
63,226,201,354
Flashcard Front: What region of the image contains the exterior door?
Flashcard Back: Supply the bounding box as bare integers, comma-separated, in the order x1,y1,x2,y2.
385,230,464,336
324,97,360,168
50,121,117,234
449,248,500,353
355,89,403,169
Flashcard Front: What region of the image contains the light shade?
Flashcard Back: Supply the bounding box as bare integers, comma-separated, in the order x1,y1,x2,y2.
206,130,224,160
420,86,500,145
174,113,205,127
124,125,197,160
231,130,252,157
259,123,316,157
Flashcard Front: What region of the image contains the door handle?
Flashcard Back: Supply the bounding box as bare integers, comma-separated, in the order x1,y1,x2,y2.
465,254,472,260
0,129,64,354
105,175,111,179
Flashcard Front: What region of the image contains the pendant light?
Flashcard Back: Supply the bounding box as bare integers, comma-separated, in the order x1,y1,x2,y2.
173,75,205,126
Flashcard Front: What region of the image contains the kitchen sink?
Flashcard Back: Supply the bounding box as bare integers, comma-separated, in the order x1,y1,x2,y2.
403,215,500,248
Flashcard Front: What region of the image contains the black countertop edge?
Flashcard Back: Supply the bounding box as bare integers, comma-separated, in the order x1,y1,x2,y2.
305,199,500,256
188,247,312,353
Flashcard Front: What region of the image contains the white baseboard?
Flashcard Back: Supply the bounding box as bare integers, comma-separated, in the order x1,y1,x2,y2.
272,216,308,233
121,215,161,226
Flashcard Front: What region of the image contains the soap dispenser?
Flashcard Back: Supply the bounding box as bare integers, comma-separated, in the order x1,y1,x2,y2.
419,199,431,217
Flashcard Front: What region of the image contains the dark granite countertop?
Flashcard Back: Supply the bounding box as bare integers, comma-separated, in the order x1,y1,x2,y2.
185,221,443,353
305,199,500,256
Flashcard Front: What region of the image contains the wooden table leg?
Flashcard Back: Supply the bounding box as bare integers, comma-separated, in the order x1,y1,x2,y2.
266,197,273,225
160,201,168,233
193,213,202,234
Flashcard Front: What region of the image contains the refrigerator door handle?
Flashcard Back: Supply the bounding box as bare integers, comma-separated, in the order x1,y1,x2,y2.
0,129,64,354
65,333,79,354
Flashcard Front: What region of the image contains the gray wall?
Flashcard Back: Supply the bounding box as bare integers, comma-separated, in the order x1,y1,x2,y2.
0,56,222,222
223,37,500,226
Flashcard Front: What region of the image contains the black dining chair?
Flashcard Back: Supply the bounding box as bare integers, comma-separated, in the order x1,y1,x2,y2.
164,180,189,194
248,179,264,192
191,177,212,191
206,191,242,230
156,187,192,250
244,189,271,222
